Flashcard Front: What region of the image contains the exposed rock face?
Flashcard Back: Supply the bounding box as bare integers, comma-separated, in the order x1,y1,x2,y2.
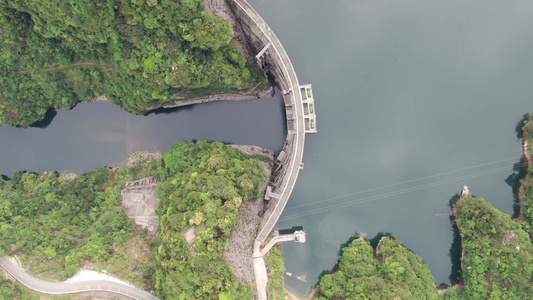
182,226,198,256
222,146,274,292
121,176,160,235
59,171,78,181
461,185,470,197
126,151,161,167
204,0,255,61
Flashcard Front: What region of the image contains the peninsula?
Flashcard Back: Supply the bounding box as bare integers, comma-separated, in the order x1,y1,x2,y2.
0,0,269,127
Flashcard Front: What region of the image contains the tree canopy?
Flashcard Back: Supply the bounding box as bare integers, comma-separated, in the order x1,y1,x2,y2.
316,236,440,300
154,142,266,299
0,141,268,299
0,0,262,126
452,196,533,300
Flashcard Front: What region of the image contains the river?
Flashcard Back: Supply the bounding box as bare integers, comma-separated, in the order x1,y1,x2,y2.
247,0,533,295
0,97,286,176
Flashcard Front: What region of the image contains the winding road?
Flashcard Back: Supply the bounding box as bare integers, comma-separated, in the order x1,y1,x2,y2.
0,257,159,300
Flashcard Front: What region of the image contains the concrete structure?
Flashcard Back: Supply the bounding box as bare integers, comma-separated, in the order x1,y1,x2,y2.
261,230,306,256
227,0,317,244
301,84,317,133
0,257,158,300
121,176,160,236
227,1,315,298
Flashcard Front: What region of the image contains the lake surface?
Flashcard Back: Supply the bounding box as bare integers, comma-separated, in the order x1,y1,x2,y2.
247,0,533,295
0,97,286,176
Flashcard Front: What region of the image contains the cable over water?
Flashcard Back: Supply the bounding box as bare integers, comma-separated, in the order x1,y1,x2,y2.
279,157,524,221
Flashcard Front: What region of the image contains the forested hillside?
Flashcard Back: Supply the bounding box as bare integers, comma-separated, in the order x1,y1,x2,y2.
315,236,440,300
0,141,268,299
154,142,267,299
0,158,159,287
314,194,533,300
450,196,533,299
0,0,262,126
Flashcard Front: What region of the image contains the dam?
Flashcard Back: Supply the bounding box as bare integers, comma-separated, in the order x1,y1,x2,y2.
228,0,317,243
227,0,317,298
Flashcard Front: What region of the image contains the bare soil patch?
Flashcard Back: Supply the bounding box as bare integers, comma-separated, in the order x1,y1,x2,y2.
121,177,160,236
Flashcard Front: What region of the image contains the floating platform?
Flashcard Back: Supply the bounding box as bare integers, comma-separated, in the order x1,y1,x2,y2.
300,84,317,133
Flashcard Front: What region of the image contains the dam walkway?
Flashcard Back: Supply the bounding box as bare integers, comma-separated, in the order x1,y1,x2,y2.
230,0,317,244
229,0,317,299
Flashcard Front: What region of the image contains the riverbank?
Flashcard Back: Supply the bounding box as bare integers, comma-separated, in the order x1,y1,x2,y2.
56,151,161,181
88,77,273,112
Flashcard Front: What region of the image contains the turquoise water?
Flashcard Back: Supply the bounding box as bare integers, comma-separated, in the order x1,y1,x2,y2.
247,0,533,295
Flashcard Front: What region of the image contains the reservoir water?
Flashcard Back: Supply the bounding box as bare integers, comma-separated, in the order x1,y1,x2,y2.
247,0,533,295
0,97,286,176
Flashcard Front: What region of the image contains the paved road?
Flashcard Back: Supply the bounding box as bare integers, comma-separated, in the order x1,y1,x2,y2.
0,257,159,300
232,0,306,244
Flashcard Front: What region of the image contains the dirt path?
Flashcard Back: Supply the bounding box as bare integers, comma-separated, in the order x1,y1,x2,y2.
0,32,23,47
17,62,109,75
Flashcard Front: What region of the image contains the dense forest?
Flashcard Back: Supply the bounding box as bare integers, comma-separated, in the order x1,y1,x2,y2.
0,0,264,126
0,141,268,299
154,142,267,299
451,196,533,299
315,236,440,299
0,161,158,286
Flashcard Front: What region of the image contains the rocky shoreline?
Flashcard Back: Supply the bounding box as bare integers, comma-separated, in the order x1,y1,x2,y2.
517,118,532,219
123,151,162,167
161,84,274,109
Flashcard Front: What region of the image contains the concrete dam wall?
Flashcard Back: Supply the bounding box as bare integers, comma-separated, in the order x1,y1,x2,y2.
227,0,316,243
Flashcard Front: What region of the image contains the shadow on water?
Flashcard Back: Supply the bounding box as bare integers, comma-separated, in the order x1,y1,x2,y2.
27,108,57,129
279,226,304,235
505,156,528,219
143,103,195,116
505,114,530,218
447,193,462,285
514,114,530,139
